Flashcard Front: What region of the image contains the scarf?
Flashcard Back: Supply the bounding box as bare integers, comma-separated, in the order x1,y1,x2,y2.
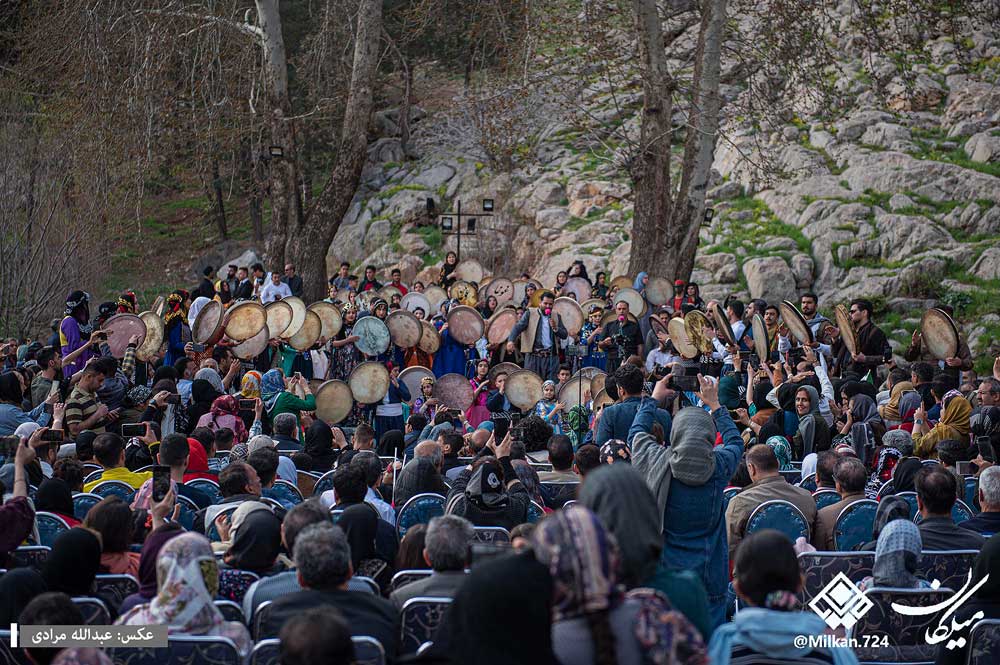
164,292,188,328
395,457,448,507
240,371,262,399
209,395,247,441
872,519,923,588
42,528,102,596
35,478,76,519
225,506,281,574
194,367,225,395
892,457,922,493
337,503,380,567
187,297,212,330
865,447,902,498
183,439,216,482
880,381,915,422
872,496,911,541
766,436,793,470
260,369,285,413
668,407,717,485
565,405,590,448
796,385,824,457
917,395,972,455
116,291,137,314
137,525,185,598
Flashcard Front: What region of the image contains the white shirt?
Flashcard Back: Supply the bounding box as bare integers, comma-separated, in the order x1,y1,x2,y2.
645,347,680,373
259,281,292,304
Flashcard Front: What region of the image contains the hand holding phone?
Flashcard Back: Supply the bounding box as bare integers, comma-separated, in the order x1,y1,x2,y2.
152,464,172,502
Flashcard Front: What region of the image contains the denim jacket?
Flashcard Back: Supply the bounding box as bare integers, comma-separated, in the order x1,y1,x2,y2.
596,396,672,446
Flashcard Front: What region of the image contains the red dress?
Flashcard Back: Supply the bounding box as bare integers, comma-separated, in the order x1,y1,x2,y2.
465,377,491,428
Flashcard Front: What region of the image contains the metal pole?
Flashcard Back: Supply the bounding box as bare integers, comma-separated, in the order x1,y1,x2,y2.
456,199,462,262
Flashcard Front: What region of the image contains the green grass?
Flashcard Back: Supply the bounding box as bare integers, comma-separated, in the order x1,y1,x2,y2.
705,195,811,259
565,216,590,231
378,183,429,199
415,225,443,250
908,128,1000,178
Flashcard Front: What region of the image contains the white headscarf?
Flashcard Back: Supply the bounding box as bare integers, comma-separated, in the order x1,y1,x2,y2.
187,297,212,330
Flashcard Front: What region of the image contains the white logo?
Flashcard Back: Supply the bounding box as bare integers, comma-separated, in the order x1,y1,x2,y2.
808,572,875,630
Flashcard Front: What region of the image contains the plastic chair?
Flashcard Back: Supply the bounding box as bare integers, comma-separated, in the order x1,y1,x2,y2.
722,486,740,510
896,491,919,519
83,469,104,485
94,574,139,613
875,480,894,500
952,498,975,525
312,470,336,497
249,637,384,665
847,587,954,663
72,493,103,521
11,546,50,570
745,499,810,543
175,494,199,531
213,599,245,624
269,479,304,505
833,499,878,551
966,476,980,513
813,490,841,511
400,597,453,655
186,478,223,504
395,493,446,538
90,480,136,502
527,500,545,523
34,512,71,548
71,596,111,625
798,473,818,493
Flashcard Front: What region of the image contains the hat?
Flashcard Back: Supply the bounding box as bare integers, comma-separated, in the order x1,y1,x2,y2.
674,279,685,286
465,460,507,509
248,435,277,454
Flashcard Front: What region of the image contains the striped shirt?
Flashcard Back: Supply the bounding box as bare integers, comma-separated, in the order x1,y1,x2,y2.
65,385,104,433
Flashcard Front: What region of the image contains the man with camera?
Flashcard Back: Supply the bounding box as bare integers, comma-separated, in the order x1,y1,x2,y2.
506,291,568,381
597,301,642,373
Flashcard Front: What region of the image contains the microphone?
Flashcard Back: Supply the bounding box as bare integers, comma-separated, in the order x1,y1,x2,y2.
618,315,625,322
544,308,552,317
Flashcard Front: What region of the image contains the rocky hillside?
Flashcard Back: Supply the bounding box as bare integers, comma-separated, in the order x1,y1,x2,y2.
325,10,1000,372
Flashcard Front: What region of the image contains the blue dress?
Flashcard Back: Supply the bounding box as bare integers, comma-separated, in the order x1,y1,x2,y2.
579,322,607,371
433,328,469,377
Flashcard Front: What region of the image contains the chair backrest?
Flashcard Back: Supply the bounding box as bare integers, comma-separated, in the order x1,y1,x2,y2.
391,569,434,592
106,635,242,665
216,568,260,604
71,596,111,625
249,636,385,665
921,459,940,467
798,473,817,493
252,600,272,642
83,469,104,485
969,619,1000,665
965,476,980,513
0,629,30,665
213,599,245,624
312,469,336,497
539,482,579,510
270,479,304,505
400,596,453,655
81,463,103,475
396,493,446,538
722,486,740,510
848,587,954,664
916,550,979,591
94,574,139,612
72,493,103,521
258,496,284,511
90,480,135,502
812,489,841,511
778,469,801,484
186,478,223,504
745,499,810,543
11,546,50,570
833,499,878,551
175,495,199,531
207,505,240,542
472,526,511,544
952,498,975,524
296,471,320,498
34,511,71,548
527,500,545,523
797,551,874,604
875,479,894,500
353,576,380,595
896,491,919,519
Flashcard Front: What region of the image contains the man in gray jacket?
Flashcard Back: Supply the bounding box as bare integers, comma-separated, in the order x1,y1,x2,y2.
390,515,472,609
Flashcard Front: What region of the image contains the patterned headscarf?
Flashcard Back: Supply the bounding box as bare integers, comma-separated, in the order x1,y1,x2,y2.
194,367,225,394
116,291,137,314
599,439,632,465
240,371,262,399
164,292,188,328
125,385,152,409
565,405,590,448
341,303,357,316
260,369,285,413
872,519,923,588
865,446,902,498
882,429,914,457
209,395,246,441
766,435,793,470
117,533,251,655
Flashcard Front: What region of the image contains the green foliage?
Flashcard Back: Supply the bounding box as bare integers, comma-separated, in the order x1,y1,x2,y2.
378,183,429,199
415,225,443,250
565,216,590,231
705,196,811,258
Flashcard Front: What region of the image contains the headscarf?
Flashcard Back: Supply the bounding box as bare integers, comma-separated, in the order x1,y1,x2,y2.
376,429,405,457
766,436,793,470
116,291,138,314
163,291,188,328
892,457,922,493
214,280,232,305
117,533,251,656
43,528,102,596
579,465,661,587
718,375,742,410
465,460,508,509
35,478,76,519
394,458,448,507
512,460,545,506
667,407,717,485
225,506,282,575
187,297,212,330
194,367,225,395
304,420,336,469
240,371,262,399
972,532,1000,602
182,439,215,482
338,504,379,567
800,453,818,483
565,405,590,448
210,395,247,441
632,272,648,293
879,382,915,422
599,439,632,465
136,524,185,598
0,568,47,624
872,519,923,588
125,385,152,409
850,394,882,426
872,496,911,541
260,369,285,413
795,385,825,457
882,429,914,457
896,391,923,426
915,395,972,457
865,447,902,498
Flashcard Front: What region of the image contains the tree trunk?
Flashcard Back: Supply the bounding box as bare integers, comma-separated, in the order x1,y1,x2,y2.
211,158,228,239
286,0,383,302
672,0,728,281
256,0,298,268
628,0,676,277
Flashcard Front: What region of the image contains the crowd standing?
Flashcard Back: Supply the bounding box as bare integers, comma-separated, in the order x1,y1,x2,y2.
0,255,998,665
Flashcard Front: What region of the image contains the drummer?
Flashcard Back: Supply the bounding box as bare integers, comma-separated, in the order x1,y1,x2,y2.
831,299,891,377
591,272,609,300
370,363,411,443
60,290,97,378
438,251,459,289
904,304,973,381
433,302,474,378
327,303,362,383
506,290,568,382
387,268,408,296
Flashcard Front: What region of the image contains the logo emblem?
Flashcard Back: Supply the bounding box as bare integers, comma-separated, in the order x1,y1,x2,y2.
808,572,874,630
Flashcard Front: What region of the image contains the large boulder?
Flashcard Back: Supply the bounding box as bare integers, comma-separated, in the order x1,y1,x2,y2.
326,222,367,271
942,79,1000,132
840,151,1000,206
860,122,911,148
412,164,456,189
965,132,1000,163
834,109,894,141
363,219,393,256
742,256,797,303
972,248,1000,281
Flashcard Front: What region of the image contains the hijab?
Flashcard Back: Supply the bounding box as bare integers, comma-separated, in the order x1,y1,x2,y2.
136,524,185,598
0,568,47,624
632,272,648,293
194,368,225,395
117,533,251,656
35,478,76,519
240,371,262,399
187,379,220,428
667,407,717,485
579,465,661,587
850,394,882,426
865,446,902,498
376,429,405,457
182,439,215,482
873,496,912,541
395,458,448,507
209,395,247,441
225,507,282,574
880,382,915,422
897,392,923,426
766,436,793,470
872,519,923,588
43,527,102,596
304,420,337,471
800,453,818,483
511,460,545,506
795,385,825,456
938,395,972,437
260,369,285,413
892,457,922,493
187,297,211,330
338,503,379,567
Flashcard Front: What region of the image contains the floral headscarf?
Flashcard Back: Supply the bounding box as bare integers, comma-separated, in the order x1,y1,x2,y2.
865,446,902,498
116,533,251,655
565,405,590,448
599,439,631,465
240,371,262,399
210,395,247,441
260,369,285,413
116,291,137,314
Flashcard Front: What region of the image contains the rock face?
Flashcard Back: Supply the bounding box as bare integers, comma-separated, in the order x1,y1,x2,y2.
742,257,797,304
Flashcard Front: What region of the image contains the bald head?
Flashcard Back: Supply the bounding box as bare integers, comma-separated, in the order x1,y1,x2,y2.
470,429,491,452
415,440,443,470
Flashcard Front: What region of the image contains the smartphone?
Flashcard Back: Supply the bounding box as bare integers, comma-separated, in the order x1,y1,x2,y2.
671,375,700,392
41,430,64,442
956,461,975,476
494,418,511,441
121,423,147,438
0,436,19,457
152,465,171,503
238,399,256,411
165,394,181,405
190,343,206,353
978,436,995,463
